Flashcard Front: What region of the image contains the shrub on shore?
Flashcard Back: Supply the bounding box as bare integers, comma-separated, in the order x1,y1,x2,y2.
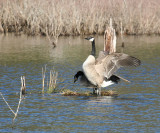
0,0,160,38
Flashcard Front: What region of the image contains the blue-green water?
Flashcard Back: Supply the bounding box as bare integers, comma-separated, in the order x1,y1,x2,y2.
0,34,160,132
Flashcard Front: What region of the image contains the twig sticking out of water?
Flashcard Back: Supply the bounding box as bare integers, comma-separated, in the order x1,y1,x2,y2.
45,28,57,48
0,77,24,124
12,87,23,123
0,92,15,115
42,65,47,94
41,26,58,48
21,76,26,95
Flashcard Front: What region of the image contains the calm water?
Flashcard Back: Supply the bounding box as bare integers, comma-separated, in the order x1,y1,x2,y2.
0,34,160,132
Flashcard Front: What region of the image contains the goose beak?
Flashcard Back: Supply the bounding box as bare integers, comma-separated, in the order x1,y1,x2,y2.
85,37,90,40
74,77,78,83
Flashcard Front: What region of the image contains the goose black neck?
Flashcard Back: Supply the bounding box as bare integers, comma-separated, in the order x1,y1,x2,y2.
91,40,96,56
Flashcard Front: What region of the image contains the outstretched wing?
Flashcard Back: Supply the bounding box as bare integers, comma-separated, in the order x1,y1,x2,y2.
97,53,141,78
96,51,109,64
113,53,141,67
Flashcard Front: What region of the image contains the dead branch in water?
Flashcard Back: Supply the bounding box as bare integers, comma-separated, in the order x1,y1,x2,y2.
0,92,15,115
0,76,24,124
12,86,23,123
45,27,57,48
104,18,116,54
42,65,47,94
21,76,26,95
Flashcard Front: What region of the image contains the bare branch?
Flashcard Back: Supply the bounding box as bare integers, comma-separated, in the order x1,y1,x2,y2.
13,87,22,122
0,92,15,115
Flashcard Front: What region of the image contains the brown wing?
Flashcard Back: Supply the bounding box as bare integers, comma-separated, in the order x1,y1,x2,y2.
101,53,141,78
112,53,141,67
95,51,109,64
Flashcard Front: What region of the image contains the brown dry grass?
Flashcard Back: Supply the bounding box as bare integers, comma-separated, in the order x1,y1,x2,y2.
0,0,160,39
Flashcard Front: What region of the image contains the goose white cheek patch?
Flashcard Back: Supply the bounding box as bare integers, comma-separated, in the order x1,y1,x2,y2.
89,38,94,42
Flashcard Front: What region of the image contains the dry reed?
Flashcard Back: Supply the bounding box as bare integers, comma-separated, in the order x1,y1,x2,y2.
0,0,160,40
42,65,47,94
42,65,59,93
48,69,58,93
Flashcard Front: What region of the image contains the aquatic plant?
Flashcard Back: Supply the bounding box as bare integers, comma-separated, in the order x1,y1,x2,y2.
47,69,58,93
0,0,159,39
42,66,59,94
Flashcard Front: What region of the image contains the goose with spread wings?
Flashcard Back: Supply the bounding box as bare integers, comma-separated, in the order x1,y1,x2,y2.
74,37,141,95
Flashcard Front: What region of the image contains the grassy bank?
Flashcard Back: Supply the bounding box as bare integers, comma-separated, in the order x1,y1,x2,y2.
0,0,160,38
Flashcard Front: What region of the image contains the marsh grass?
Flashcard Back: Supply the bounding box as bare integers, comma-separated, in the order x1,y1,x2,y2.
42,66,60,94
47,69,58,93
0,0,160,40
41,65,118,96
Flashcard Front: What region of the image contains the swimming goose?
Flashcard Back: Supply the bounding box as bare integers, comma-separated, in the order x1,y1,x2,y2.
82,37,141,95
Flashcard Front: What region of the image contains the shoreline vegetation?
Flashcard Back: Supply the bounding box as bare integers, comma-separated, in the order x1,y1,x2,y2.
0,0,160,43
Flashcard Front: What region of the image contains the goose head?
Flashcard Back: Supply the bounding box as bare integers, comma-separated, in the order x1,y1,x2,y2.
74,71,84,83
85,37,95,42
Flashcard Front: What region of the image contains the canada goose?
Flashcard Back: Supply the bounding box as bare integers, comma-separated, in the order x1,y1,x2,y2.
74,36,121,94
81,37,141,95
74,71,95,88
74,70,120,94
